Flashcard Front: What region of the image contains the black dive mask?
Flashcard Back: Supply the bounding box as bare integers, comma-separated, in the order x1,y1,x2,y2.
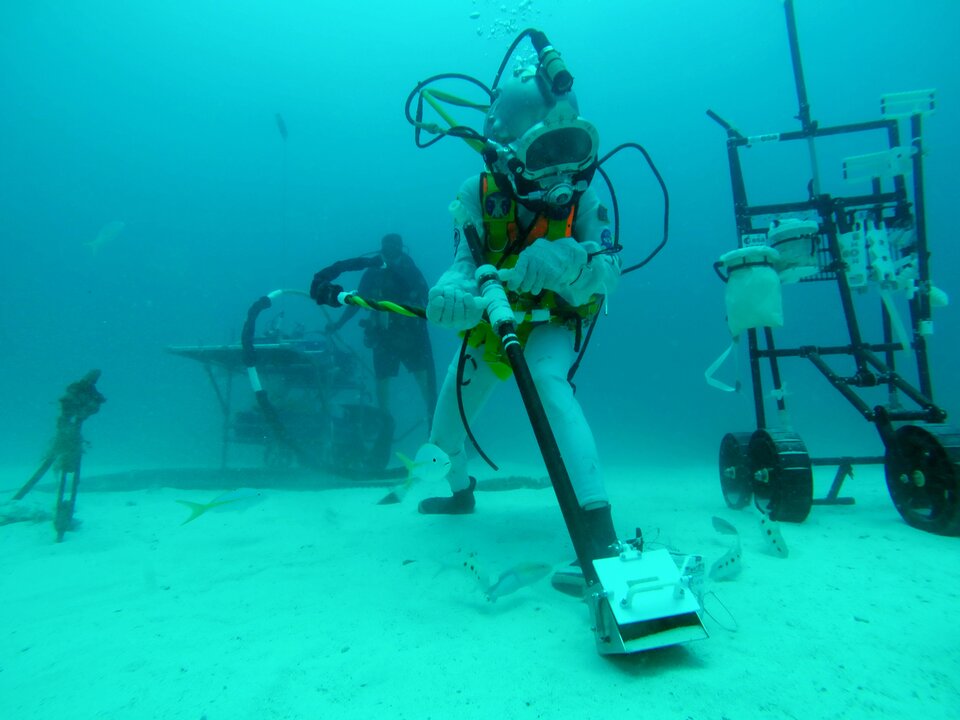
507,162,597,211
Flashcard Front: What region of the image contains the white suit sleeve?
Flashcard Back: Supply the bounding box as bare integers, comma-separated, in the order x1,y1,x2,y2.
426,178,485,329
437,176,483,292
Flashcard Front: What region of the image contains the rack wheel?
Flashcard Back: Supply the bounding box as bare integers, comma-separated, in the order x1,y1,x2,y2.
884,424,960,536
748,429,813,523
719,432,754,508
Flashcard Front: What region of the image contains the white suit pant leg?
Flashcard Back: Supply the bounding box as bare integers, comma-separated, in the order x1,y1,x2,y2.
429,341,501,492
525,323,608,508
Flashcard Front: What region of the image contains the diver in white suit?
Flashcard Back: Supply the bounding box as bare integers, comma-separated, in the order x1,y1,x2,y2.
421,62,622,593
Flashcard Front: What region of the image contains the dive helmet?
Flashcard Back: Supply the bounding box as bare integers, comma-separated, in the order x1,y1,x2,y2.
483,67,599,208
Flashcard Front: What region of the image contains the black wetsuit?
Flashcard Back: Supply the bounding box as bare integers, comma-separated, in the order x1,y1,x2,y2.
358,255,433,382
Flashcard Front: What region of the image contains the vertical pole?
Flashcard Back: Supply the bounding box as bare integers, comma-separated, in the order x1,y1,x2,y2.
223,371,234,469
824,212,871,377
748,328,767,429
763,327,788,419
784,0,822,197
203,362,232,470
908,112,934,400
881,298,900,409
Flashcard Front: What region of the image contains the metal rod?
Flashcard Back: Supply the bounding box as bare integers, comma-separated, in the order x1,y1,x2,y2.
202,362,232,470
748,328,767,429
756,342,903,358
886,121,909,215
822,210,871,377
726,118,896,147
742,191,901,217
884,410,944,422
909,112,934,400
811,456,885,466
859,347,943,417
881,296,900,410
805,352,875,419
784,0,821,196
763,327,787,415
223,370,233,469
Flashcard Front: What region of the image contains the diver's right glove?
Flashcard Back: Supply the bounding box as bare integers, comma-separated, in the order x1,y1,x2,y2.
426,280,484,330
310,278,343,307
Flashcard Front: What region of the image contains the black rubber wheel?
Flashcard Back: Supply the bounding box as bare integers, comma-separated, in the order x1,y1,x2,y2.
748,429,813,523
884,424,960,536
719,432,754,509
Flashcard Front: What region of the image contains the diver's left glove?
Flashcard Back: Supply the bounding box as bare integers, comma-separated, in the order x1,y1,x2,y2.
499,237,587,295
426,280,484,330
554,240,620,306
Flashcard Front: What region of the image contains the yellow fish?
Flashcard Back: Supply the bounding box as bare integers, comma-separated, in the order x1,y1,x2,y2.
377,443,451,505
176,488,265,525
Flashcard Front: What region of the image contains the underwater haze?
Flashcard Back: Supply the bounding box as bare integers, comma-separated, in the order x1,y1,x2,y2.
2,0,959,472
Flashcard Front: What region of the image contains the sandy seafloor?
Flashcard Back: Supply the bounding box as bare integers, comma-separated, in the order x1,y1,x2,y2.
1,461,958,720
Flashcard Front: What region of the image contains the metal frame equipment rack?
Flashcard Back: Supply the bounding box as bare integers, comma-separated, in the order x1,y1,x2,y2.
708,0,957,536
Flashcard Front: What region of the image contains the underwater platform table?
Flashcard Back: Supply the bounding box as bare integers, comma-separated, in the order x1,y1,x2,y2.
167,339,342,379
166,340,359,469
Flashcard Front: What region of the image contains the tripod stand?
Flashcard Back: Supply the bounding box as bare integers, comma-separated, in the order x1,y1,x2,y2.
14,370,106,541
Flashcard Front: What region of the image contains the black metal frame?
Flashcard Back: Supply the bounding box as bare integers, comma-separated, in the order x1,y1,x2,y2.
708,0,945,504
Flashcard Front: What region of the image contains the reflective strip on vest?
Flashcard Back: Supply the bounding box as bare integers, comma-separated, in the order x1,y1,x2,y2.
479,173,598,319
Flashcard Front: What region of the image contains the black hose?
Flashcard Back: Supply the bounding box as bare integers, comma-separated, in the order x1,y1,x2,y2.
403,73,494,149
455,331,499,471
241,295,305,464
598,142,670,275
242,296,272,367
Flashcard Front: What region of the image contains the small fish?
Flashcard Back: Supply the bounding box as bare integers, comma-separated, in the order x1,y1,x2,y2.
86,220,126,254
484,562,552,602
711,516,739,535
377,443,451,505
709,515,743,581
709,545,743,581
176,488,265,525
759,513,789,558
457,551,551,603
275,113,288,141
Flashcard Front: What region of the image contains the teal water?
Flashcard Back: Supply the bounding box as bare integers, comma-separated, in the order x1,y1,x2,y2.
1,2,959,717
2,0,957,469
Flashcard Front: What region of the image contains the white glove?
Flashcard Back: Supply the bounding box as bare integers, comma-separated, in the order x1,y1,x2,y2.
555,241,620,307
499,237,587,295
426,280,484,330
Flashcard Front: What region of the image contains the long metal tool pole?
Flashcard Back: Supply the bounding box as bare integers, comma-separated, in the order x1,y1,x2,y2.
784,0,822,197
461,224,600,586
